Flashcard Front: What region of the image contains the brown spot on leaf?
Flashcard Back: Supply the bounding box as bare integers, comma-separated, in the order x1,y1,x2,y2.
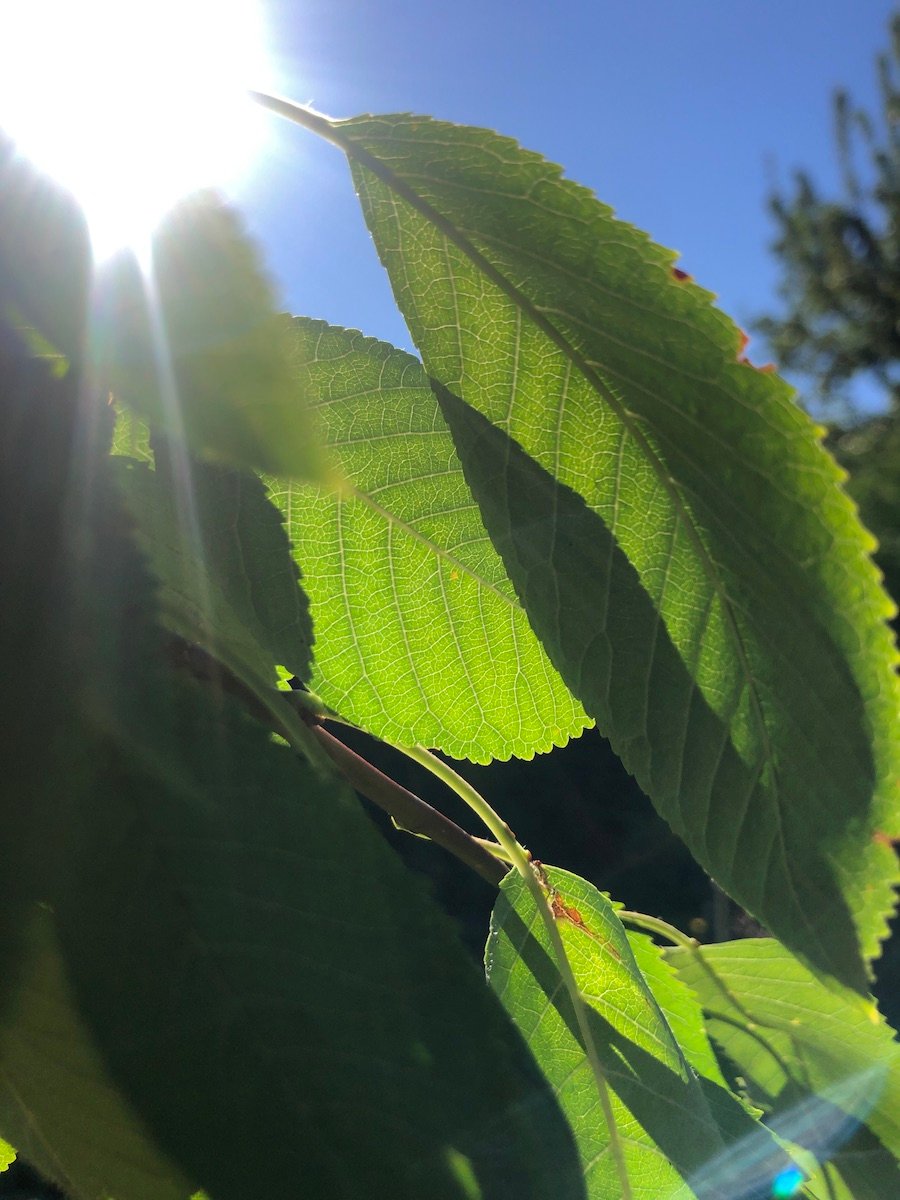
549,890,622,960
671,266,692,282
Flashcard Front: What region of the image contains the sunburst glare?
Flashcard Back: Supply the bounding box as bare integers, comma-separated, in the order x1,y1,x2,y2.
1,0,270,257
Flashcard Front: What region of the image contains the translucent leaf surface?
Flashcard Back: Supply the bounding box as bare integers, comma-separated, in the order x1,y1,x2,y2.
623,927,728,1089
320,110,899,990
111,437,313,689
97,194,327,481
667,939,900,1171
269,317,588,761
486,867,792,1198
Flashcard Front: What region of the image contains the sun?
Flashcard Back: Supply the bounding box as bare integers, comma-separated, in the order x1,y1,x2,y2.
0,0,270,258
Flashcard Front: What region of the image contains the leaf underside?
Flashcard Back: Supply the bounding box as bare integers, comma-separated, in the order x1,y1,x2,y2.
0,909,193,1200
667,937,900,1195
269,316,589,761
486,867,792,1199
324,110,899,990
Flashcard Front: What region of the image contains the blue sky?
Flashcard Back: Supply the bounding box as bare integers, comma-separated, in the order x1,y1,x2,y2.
232,0,896,403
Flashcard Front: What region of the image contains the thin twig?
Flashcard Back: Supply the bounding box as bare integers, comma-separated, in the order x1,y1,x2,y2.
165,634,506,886
307,725,506,886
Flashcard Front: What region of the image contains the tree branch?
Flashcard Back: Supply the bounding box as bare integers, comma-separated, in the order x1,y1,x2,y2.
165,634,506,887
305,723,507,887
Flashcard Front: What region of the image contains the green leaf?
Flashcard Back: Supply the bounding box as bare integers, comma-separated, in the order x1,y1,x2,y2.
268,317,589,761
111,435,313,689
0,1139,14,1172
486,866,792,1198
0,907,194,1199
622,927,729,1090
97,194,328,482
0,324,95,993
0,330,192,1198
667,938,900,1190
57,679,584,1200
110,404,154,463
307,110,899,988
2,329,583,1199
803,1126,900,1200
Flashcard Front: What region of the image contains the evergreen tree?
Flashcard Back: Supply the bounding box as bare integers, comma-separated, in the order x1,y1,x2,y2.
758,11,900,621
757,11,900,414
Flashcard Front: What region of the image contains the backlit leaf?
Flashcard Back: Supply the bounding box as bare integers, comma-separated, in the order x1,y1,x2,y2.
486,866,792,1198
622,926,729,1090
308,109,898,988
667,939,900,1172
269,317,589,761
97,194,328,482
2,326,584,1199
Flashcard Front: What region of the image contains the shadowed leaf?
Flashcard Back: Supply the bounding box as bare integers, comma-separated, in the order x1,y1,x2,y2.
97,194,328,482
112,433,313,690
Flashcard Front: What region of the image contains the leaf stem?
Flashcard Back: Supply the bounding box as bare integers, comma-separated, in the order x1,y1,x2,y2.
471,836,516,863
617,910,698,950
399,743,633,1200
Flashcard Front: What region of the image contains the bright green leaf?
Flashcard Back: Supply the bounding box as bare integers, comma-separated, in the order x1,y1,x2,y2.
667,938,900,1192
622,926,729,1090
0,1139,14,1172
486,866,792,1198
97,194,328,482
268,317,589,761
319,110,899,991
110,404,153,463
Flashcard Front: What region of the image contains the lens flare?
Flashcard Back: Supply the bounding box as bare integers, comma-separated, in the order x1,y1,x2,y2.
771,1167,805,1198
686,1064,885,1200
1,0,269,256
